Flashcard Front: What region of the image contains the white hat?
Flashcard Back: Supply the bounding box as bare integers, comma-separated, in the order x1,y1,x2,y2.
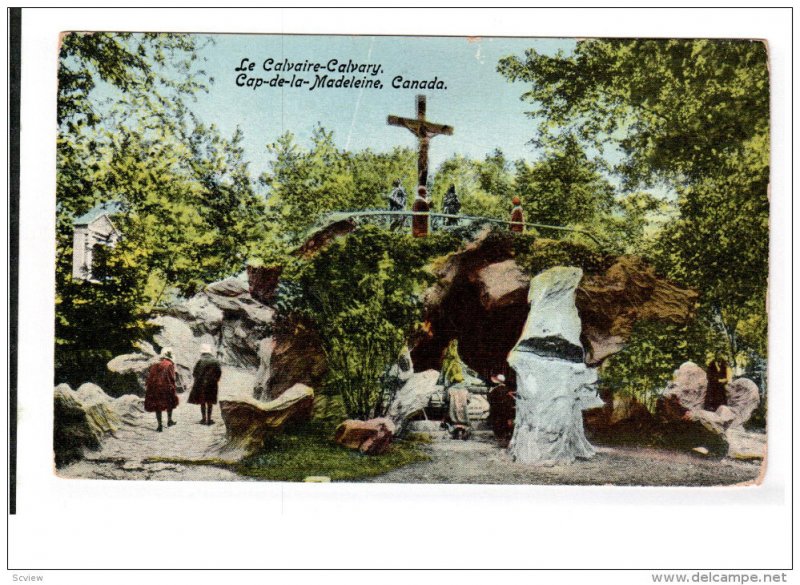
200,343,213,354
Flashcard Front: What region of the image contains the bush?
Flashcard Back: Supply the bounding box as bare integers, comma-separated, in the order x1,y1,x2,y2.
599,319,726,411
275,226,461,420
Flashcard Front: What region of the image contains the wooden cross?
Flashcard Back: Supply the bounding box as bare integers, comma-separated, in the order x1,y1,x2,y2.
388,95,454,188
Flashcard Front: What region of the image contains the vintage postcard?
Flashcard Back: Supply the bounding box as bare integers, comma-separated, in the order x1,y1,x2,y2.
52,32,769,487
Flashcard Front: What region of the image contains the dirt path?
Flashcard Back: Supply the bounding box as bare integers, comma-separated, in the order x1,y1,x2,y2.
59,370,763,486
362,435,763,486
58,368,256,481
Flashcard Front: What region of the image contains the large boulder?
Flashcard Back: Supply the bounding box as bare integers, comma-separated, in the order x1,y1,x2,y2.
106,341,157,394
475,259,530,310
410,230,697,379
654,395,735,457
507,267,604,464
206,276,249,297
385,369,442,432
254,326,326,401
576,256,699,365
295,218,358,258
108,276,274,391
218,383,314,455
661,362,708,411
108,394,146,426
726,428,767,461
726,378,761,429
53,383,120,467
166,293,224,336
334,418,396,454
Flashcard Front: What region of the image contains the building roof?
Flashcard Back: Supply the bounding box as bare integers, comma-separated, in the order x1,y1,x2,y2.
73,201,125,226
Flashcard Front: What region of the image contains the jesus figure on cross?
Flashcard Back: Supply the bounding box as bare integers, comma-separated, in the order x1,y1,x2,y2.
387,94,454,191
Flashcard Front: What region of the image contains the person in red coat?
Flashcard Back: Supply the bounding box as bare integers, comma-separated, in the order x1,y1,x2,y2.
188,344,222,425
144,347,179,432
510,196,524,233
411,186,430,238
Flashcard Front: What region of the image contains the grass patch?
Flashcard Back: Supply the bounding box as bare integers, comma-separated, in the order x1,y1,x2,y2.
236,431,429,482
143,400,430,482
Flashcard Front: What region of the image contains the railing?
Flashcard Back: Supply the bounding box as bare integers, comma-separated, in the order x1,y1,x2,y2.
322,210,607,247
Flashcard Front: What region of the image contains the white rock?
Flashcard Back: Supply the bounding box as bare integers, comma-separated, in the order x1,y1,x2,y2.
726,428,766,461
75,383,111,406
512,266,585,361
508,267,603,464
205,277,248,297
385,370,443,432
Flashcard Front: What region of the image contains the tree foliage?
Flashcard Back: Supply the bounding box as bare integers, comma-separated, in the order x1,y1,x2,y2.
55,33,266,384
275,227,458,419
499,39,769,379
260,127,416,242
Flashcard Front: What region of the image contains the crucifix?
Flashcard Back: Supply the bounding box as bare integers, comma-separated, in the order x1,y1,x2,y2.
388,95,454,188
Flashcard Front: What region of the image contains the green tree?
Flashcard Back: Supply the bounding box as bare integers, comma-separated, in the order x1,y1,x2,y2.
261,127,416,243
430,152,511,220
276,227,452,419
513,135,615,229
499,39,769,370
55,33,269,385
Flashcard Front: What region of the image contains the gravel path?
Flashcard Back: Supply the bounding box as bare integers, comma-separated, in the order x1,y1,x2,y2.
58,368,256,481
362,435,763,486
58,367,763,486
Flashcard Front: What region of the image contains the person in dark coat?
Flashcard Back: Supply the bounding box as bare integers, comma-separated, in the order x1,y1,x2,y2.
705,351,732,411
510,196,524,233
488,374,516,447
144,347,179,432
411,186,430,238
189,343,222,425
442,184,461,226
387,179,407,231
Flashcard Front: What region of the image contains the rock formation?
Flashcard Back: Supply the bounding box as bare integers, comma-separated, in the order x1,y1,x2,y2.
659,361,708,411
218,384,314,456
253,325,326,401
576,257,699,365
411,230,697,379
334,418,396,454
246,265,282,305
384,370,442,432
585,363,763,459
507,267,604,464
108,275,273,394
53,383,147,467
295,218,358,258
726,378,761,429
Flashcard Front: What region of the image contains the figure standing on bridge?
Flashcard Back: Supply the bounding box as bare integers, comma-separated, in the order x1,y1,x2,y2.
412,186,430,238
387,179,407,231
510,196,525,233
442,184,461,226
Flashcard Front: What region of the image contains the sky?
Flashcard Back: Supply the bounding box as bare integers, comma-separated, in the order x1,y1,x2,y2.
183,34,577,180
